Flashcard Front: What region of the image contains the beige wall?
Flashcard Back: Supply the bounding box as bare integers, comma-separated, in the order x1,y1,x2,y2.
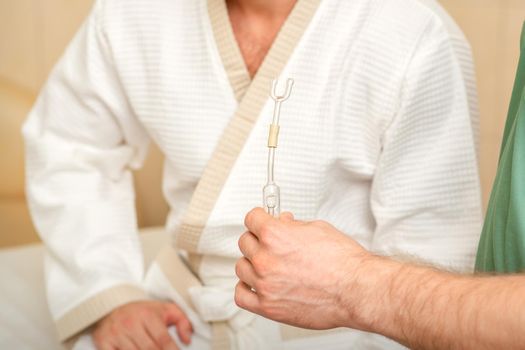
0,0,168,247
1,0,95,247
0,0,524,247
440,0,525,211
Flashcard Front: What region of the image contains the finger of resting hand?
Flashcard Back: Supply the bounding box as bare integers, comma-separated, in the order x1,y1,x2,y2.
162,303,185,325
96,339,116,350
163,303,193,345
114,333,140,350
244,207,274,237
125,324,160,350
235,257,258,288
174,317,193,345
238,232,259,260
234,281,261,314
144,316,179,350
93,325,120,350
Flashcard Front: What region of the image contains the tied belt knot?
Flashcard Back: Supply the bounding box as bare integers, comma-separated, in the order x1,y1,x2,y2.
188,284,256,331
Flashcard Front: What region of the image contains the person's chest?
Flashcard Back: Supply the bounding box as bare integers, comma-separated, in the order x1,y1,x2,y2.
107,0,393,185
226,1,288,78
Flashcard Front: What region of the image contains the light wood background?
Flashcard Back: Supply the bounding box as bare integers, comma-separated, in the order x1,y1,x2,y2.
1,0,524,247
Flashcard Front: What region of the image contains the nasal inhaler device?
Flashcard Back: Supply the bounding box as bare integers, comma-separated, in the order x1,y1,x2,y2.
263,78,294,217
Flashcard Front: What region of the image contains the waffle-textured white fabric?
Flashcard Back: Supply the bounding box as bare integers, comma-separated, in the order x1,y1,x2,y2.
23,0,482,348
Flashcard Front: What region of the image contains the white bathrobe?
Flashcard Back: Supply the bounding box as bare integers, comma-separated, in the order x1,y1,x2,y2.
23,0,483,348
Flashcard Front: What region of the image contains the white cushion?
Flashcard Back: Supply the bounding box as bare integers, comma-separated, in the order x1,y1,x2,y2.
0,227,168,349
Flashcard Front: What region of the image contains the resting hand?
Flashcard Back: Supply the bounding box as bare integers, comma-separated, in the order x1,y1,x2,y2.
93,300,193,350
235,207,379,330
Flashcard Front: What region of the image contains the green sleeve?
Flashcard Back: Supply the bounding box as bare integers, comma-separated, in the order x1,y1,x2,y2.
475,22,525,273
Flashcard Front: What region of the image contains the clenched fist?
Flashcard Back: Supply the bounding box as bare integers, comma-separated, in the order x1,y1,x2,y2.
235,208,380,331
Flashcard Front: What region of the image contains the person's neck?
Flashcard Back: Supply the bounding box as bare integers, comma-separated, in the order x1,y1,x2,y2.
227,0,297,20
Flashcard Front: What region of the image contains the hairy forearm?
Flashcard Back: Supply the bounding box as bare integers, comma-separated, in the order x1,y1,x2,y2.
348,257,525,349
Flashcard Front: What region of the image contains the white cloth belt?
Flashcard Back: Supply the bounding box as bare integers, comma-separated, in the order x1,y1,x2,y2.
151,248,340,349
188,285,256,332
152,247,265,349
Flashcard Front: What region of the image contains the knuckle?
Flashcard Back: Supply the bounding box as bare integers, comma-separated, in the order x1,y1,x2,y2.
238,232,248,250
157,333,172,346
251,254,267,274
281,211,293,219
235,260,243,278
244,209,257,228
109,324,121,338
259,222,280,244
259,224,272,239
256,280,279,301
234,284,245,308
238,233,244,247
121,316,135,331
165,303,182,317
138,307,154,320
311,220,330,230
253,280,267,295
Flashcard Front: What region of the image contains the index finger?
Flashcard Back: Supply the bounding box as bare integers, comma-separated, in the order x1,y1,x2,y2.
244,207,275,238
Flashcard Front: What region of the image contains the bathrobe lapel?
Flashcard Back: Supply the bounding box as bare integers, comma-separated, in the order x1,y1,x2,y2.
175,0,321,272
207,0,251,101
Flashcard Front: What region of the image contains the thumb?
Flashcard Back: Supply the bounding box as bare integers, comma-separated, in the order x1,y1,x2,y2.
163,303,193,344
279,211,294,222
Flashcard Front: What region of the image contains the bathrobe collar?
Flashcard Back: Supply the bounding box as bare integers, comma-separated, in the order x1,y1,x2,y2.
175,0,321,269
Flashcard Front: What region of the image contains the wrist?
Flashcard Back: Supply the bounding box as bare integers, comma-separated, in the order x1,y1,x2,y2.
367,259,465,347
337,248,402,332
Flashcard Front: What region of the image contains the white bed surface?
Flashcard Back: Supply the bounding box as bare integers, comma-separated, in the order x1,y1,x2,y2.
0,228,168,350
